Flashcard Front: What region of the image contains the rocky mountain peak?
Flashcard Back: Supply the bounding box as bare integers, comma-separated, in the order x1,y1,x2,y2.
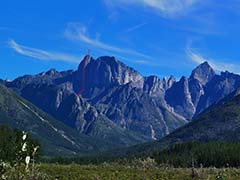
179,76,188,82
76,56,144,89
190,61,215,85
77,55,93,71
161,76,175,90
96,56,118,63
46,68,58,76
146,75,159,83
143,76,162,95
220,71,237,78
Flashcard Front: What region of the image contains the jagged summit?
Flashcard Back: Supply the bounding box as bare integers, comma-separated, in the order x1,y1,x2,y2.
96,56,118,63
46,68,58,76
190,61,215,85
77,55,93,71
200,61,211,66
77,56,119,71
76,55,144,89
178,76,188,84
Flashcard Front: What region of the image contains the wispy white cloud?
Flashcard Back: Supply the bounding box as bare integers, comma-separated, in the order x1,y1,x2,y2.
186,47,240,74
64,23,152,59
117,55,161,67
104,0,199,17
125,22,147,33
8,40,82,63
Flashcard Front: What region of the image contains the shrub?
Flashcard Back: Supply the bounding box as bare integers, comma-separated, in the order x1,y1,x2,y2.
0,125,47,180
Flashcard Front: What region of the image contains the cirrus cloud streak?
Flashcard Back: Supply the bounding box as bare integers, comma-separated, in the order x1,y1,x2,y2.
64,23,152,59
8,40,82,63
104,0,199,17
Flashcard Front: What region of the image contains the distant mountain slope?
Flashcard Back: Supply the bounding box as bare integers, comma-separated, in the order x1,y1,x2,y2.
0,83,143,155
163,88,240,143
7,79,148,144
111,88,240,157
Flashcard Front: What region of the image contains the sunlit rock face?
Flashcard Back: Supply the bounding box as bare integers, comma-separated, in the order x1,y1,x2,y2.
190,62,215,86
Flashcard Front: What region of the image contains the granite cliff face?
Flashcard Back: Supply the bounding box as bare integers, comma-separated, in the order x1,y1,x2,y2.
5,56,240,144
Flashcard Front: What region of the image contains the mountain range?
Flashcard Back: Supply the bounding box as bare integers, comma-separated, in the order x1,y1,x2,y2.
2,55,240,155
112,87,240,157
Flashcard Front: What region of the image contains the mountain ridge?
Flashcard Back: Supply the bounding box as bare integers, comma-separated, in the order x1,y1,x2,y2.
4,55,240,145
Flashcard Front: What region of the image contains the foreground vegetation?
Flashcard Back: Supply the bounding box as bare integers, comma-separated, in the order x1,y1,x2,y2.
46,141,240,168
0,125,40,163
40,163,240,180
2,161,240,179
2,125,240,179
38,142,240,179
0,125,45,179
153,141,240,168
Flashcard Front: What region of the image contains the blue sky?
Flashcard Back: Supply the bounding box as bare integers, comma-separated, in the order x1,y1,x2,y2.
1,0,240,80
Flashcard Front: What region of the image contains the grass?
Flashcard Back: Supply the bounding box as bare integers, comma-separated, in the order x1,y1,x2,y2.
40,163,240,180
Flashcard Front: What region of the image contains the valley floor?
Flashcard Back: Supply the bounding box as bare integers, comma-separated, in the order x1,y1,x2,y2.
40,164,240,180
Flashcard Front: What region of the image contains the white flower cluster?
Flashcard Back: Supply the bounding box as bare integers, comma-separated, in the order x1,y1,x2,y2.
22,132,27,141
0,130,41,179
22,131,31,170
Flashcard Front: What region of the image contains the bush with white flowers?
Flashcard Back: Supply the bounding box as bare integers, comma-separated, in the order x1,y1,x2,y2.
0,126,46,180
